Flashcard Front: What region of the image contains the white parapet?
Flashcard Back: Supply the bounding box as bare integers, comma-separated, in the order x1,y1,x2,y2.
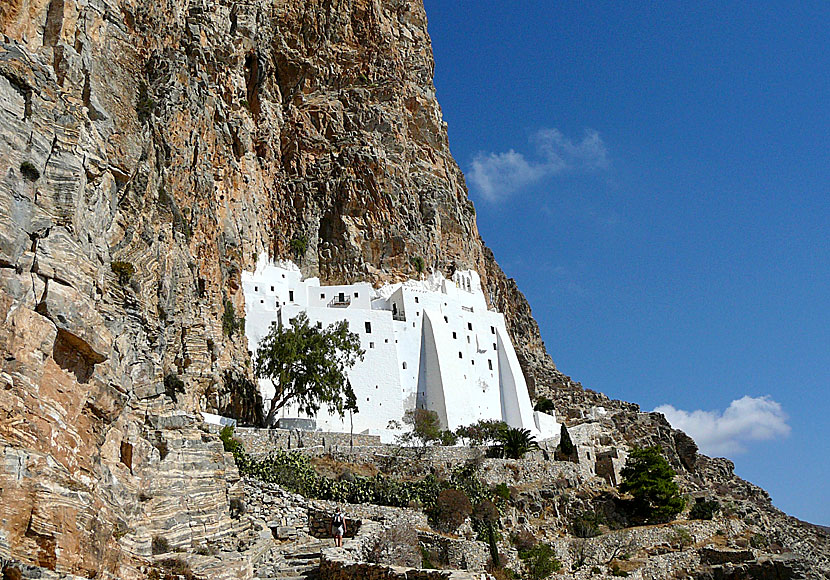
241,254,550,440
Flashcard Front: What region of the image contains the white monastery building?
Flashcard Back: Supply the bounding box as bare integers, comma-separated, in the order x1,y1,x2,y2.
242,255,558,442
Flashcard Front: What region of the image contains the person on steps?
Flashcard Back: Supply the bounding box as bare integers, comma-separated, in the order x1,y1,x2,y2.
331,506,346,547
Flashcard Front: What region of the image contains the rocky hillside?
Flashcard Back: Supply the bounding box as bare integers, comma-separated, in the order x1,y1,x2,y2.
0,0,826,578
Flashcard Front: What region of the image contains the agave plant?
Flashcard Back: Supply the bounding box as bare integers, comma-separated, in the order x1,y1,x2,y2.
499,427,540,459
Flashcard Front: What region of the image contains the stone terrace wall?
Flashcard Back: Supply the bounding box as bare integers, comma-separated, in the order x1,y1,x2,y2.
213,426,382,455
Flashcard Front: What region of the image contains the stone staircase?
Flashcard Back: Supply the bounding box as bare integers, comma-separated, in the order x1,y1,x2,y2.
254,537,329,580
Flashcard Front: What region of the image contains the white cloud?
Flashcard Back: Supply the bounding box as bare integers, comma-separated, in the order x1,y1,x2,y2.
655,396,791,457
468,128,609,202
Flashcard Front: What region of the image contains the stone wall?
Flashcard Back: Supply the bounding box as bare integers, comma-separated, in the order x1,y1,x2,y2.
224,426,381,456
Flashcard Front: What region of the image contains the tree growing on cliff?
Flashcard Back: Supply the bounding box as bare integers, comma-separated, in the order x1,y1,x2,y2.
254,312,364,426
619,446,685,524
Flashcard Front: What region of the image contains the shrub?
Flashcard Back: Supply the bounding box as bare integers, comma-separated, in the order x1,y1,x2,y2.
111,261,135,285
456,419,508,446
400,408,442,446
366,521,421,567
411,255,425,275
290,235,308,259
222,298,243,336
610,563,629,577
572,510,603,538
158,557,195,580
20,161,40,181
689,498,720,520
750,532,769,549
432,488,472,532
533,397,555,413
164,373,185,402
151,535,170,555
511,529,538,552
493,482,511,502
519,543,561,580
670,527,694,550
619,446,685,524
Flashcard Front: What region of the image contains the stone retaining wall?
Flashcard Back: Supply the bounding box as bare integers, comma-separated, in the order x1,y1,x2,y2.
214,425,382,455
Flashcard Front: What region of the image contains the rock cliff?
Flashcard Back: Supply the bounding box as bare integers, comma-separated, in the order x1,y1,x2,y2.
0,0,826,578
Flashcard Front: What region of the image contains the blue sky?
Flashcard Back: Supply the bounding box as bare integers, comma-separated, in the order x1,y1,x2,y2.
422,1,829,525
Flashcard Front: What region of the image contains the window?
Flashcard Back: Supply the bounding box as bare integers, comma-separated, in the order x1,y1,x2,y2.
417,311,420,316
415,297,419,303
271,286,274,291
260,299,264,304
488,360,493,370
385,338,389,343
467,336,471,343
254,286,258,292
402,362,407,370
493,343,497,350
458,352,462,359
354,292,359,297
444,316,448,323
452,332,457,339
491,326,495,334
369,342,375,349
320,293,325,299
317,322,322,329
471,359,475,365
289,290,294,301
467,322,473,330
271,321,277,326
365,321,372,333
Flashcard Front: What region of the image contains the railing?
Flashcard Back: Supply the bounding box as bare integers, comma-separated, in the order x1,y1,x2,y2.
461,306,474,313
328,295,351,308
392,313,406,322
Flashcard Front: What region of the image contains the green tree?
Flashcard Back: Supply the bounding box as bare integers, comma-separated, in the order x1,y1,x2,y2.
254,312,364,426
519,543,562,580
400,408,444,446
533,397,555,414
619,446,685,524
455,419,508,446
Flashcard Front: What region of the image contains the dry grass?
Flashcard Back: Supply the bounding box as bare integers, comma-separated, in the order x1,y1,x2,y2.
310,455,378,479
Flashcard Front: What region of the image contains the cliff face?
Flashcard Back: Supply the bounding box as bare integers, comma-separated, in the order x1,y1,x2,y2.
0,0,559,576
0,1,826,578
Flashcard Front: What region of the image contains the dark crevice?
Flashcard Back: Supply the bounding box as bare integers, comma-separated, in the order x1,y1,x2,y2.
0,71,34,121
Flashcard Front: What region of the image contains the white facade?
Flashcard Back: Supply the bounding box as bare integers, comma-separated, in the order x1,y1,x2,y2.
242,255,558,442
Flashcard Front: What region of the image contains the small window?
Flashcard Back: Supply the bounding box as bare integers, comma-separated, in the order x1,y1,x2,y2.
317,322,323,329
458,352,462,359
444,316,448,323
471,359,475,365
271,321,277,326
354,292,359,297
491,326,495,334
417,311,420,316
320,293,325,299
271,286,274,291
254,286,258,292
493,343,497,350
385,338,389,343
467,322,473,331
365,321,372,333
415,297,419,303
260,299,264,304
369,342,375,349
467,336,471,343
488,360,493,370
452,332,457,339
402,362,407,370
281,274,285,278
289,290,294,301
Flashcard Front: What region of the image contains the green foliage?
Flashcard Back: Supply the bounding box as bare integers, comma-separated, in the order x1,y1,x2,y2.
493,482,511,502
111,261,135,285
689,498,720,520
400,408,442,446
254,312,364,425
670,527,694,550
290,235,308,259
163,373,185,402
420,546,436,569
219,425,244,456
620,447,685,524
750,532,769,549
432,488,472,532
222,298,244,336
487,523,501,568
533,397,555,413
610,563,629,577
19,161,40,181
518,543,562,580
558,423,576,457
572,509,603,538
411,255,425,275
455,419,508,446
151,535,170,555
498,427,540,459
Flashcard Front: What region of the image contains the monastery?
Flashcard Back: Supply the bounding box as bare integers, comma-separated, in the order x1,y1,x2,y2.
242,256,558,442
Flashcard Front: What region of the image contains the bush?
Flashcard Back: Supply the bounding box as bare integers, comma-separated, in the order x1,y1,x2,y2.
151,535,170,555
511,529,538,552
519,543,561,580
366,521,421,567
158,557,195,580
290,235,308,259
111,261,135,285
572,510,603,538
670,527,694,550
164,373,185,402
222,298,244,336
400,408,443,446
20,161,40,181
533,397,555,413
432,488,472,532
619,446,685,524
411,255,425,275
689,498,720,520
456,419,508,446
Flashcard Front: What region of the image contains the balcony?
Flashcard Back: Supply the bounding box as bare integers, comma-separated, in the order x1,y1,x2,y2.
328,295,351,308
